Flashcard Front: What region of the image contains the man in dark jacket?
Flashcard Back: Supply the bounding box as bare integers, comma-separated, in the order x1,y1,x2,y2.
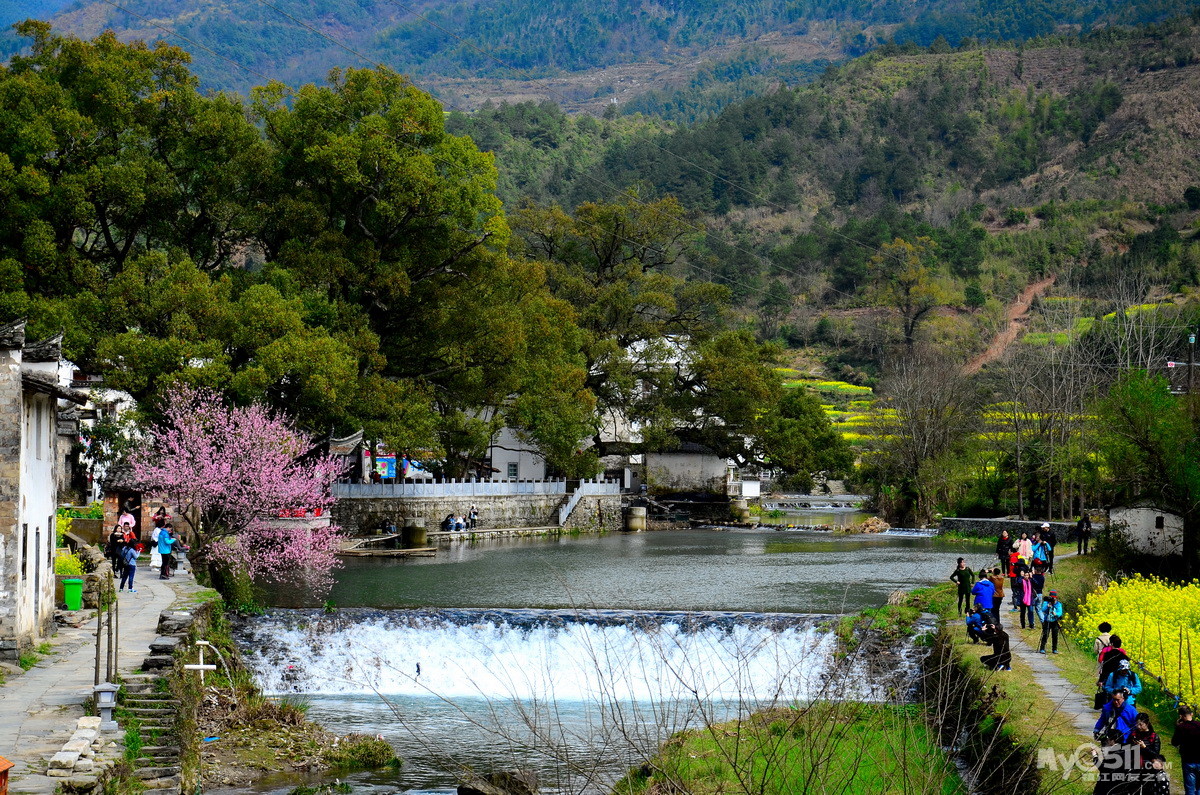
950,558,975,615
980,623,1011,670
996,530,1013,570
1077,514,1093,555
1172,704,1200,795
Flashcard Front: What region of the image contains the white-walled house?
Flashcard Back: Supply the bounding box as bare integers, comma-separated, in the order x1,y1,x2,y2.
1108,502,1185,557
0,321,87,660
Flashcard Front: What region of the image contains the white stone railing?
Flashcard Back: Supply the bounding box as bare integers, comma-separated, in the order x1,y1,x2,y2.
332,478,617,499
558,480,622,525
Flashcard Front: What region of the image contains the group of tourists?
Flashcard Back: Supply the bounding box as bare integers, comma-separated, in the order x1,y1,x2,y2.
950,522,1199,795
440,505,479,532
951,523,1065,670
104,504,188,592
1089,625,1199,794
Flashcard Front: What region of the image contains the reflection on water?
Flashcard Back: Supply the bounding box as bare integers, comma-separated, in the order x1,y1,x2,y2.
266,528,994,616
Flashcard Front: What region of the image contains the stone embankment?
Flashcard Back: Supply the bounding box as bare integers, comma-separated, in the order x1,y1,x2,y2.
939,517,1077,539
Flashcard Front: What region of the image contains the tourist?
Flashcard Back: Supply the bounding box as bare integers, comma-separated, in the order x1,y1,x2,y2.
1017,570,1037,629
1092,729,1132,794
1103,660,1143,706
996,530,1013,570
1141,753,1172,795
1094,622,1114,658
441,513,455,532
1007,551,1022,612
1031,565,1046,613
980,622,1012,670
1171,705,1200,795
469,504,479,529
971,575,997,623
1043,524,1057,574
987,568,1006,627
106,524,127,580
149,523,163,571
1095,689,1139,742
1037,589,1063,653
1016,531,1033,562
965,607,986,643
1032,529,1051,570
950,558,975,614
118,542,138,593
1099,635,1130,687
118,500,137,531
152,506,168,529
158,525,180,579
1077,514,1093,555
1130,712,1162,760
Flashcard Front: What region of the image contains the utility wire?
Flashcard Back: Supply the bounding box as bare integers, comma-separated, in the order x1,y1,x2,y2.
240,0,862,300
91,0,779,300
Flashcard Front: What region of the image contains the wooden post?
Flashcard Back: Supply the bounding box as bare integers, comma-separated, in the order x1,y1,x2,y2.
1188,630,1196,701
1158,624,1166,687
93,602,102,687
105,601,113,682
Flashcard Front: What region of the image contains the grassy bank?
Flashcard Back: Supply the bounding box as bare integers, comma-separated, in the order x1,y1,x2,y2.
612,702,963,795
614,590,964,794
173,599,399,790
927,577,1094,795
1009,554,1187,792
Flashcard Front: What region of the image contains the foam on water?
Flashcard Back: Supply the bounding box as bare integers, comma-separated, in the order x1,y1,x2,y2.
236,608,864,704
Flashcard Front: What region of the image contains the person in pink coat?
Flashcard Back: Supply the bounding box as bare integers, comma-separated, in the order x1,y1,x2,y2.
1017,532,1034,562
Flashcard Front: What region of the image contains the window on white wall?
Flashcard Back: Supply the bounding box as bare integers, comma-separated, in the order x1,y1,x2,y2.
507,462,519,479
21,523,28,581
34,399,44,459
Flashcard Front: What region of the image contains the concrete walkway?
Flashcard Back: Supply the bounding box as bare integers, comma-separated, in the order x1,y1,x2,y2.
0,568,187,794
1004,548,1098,739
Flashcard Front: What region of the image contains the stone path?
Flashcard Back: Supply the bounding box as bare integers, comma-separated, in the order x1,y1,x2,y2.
1007,623,1098,738
0,568,187,794
1004,548,1098,739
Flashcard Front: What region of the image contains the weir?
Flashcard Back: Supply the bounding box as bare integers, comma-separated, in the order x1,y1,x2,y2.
235,608,929,705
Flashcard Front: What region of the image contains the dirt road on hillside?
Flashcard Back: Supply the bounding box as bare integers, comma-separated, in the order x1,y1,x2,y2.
962,276,1056,375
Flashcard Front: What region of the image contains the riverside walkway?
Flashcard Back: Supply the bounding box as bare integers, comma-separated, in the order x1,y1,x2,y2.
0,571,187,794
1005,549,1098,739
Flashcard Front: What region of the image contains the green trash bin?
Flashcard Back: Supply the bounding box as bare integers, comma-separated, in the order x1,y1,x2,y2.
62,579,84,611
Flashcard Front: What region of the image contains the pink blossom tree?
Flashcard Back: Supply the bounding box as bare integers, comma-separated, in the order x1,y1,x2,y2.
130,386,345,593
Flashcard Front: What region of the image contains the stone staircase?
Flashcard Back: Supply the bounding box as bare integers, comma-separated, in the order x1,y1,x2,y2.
122,672,182,795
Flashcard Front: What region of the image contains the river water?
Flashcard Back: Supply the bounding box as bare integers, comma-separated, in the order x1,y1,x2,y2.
233,528,993,794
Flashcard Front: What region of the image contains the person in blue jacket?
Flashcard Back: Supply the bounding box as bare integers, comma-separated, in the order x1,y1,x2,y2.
1103,659,1143,705
965,608,986,643
971,577,997,623
1095,688,1139,742
1038,589,1064,653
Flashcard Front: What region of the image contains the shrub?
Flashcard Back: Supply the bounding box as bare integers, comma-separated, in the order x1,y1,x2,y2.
55,552,84,576
323,734,400,769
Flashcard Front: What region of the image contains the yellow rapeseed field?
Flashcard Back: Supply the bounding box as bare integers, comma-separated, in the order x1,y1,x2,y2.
1066,575,1200,707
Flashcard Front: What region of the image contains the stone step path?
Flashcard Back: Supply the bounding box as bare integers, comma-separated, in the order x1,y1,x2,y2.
0,573,178,794
1001,548,1099,738
1006,625,1098,737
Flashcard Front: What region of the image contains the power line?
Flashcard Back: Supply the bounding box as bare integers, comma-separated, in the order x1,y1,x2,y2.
234,0,857,301
374,0,915,274
83,0,781,301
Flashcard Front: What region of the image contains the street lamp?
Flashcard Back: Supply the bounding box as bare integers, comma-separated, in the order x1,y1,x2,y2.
93,682,119,731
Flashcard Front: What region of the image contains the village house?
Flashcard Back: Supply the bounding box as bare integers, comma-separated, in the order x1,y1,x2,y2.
0,321,87,660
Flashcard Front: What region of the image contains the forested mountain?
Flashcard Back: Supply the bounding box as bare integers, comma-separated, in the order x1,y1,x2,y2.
8,0,1200,117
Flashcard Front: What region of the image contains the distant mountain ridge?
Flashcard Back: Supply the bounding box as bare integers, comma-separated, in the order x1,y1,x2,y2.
5,0,1199,114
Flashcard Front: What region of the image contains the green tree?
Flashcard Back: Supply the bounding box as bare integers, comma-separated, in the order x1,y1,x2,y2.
1094,370,1200,575
514,194,781,462
757,389,853,491
868,237,958,348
